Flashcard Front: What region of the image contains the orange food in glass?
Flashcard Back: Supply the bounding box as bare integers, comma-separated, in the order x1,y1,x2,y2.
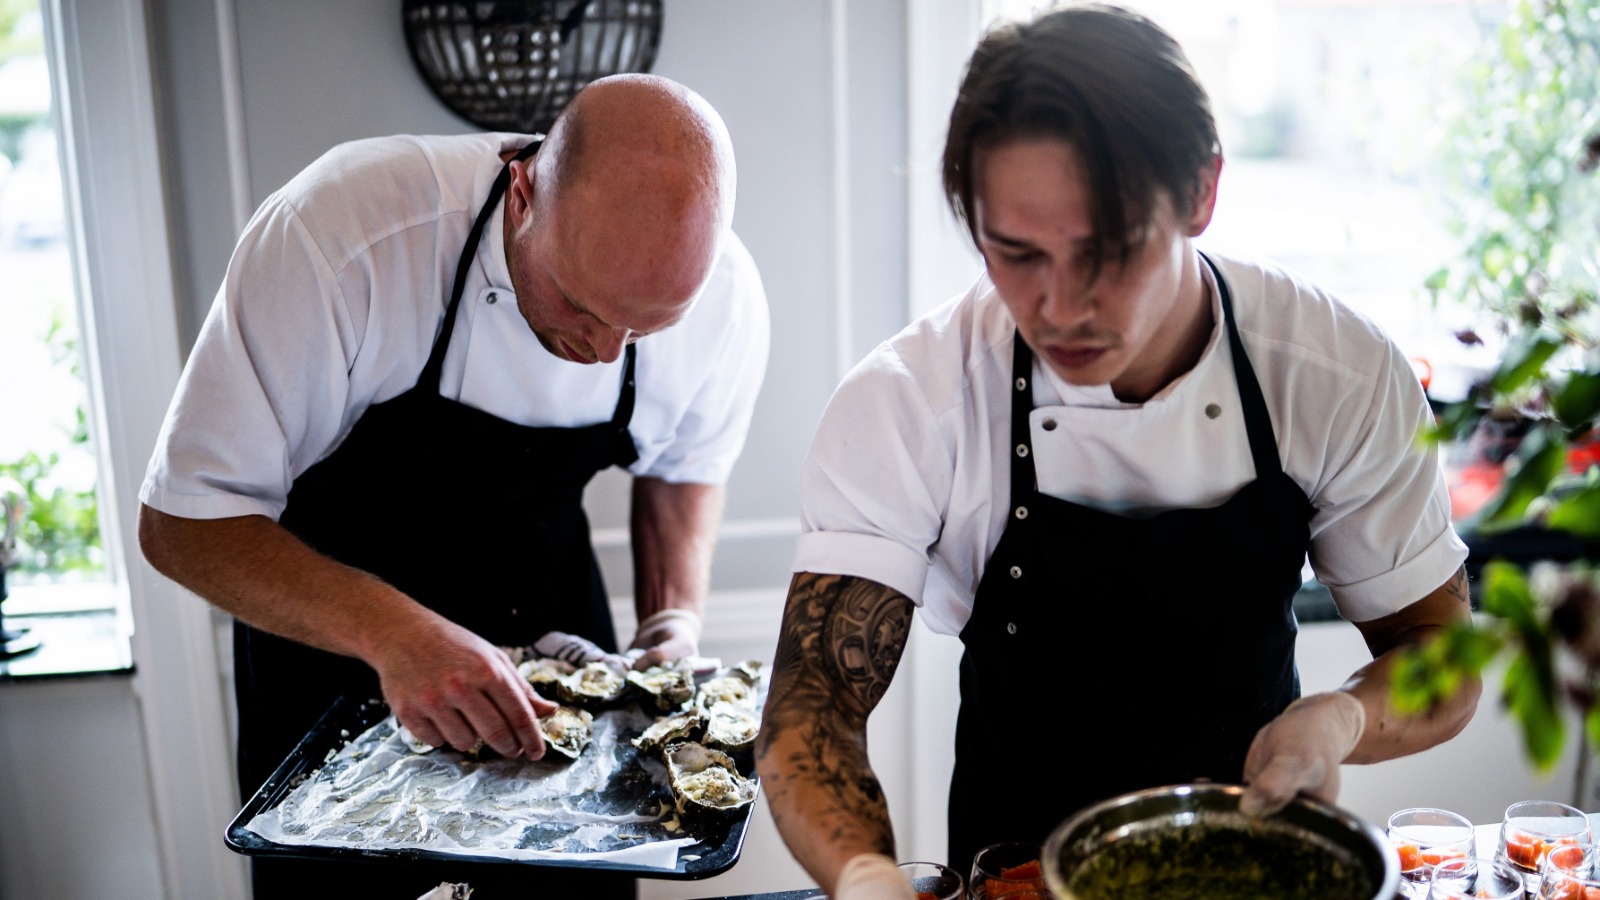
1001,860,1042,881
1542,879,1600,900
1396,843,1467,873
1507,829,1583,870
986,856,1045,898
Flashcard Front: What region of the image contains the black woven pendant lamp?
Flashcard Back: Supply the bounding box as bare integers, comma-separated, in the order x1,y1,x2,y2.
402,0,664,134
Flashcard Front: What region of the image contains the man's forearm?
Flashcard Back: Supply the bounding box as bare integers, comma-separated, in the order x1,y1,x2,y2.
756,573,914,894
136,503,436,665
629,478,724,620
1344,565,1481,764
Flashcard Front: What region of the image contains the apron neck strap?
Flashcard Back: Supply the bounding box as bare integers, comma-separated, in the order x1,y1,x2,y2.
420,139,543,392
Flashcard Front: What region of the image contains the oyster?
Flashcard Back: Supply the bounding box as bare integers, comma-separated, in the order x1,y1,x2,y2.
732,658,767,686
694,674,757,711
701,701,760,762
556,660,630,710
626,660,696,713
664,740,757,824
538,705,594,761
518,656,576,695
632,708,705,755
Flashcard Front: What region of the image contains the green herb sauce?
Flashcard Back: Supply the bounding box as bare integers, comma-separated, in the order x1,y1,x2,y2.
1064,823,1374,900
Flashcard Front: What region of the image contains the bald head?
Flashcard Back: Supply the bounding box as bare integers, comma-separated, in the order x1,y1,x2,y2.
501,75,738,364
543,75,735,221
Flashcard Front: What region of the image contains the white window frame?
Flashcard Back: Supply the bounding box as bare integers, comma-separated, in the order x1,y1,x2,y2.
41,0,246,895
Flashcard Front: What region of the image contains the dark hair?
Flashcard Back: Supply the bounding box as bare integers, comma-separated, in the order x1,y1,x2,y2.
942,2,1219,274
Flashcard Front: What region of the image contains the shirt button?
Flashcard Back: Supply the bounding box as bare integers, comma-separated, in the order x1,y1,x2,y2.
1205,403,1222,419
1015,443,1029,458
486,291,499,304
1014,506,1029,520
1042,417,1058,431
1006,622,1017,635
1009,565,1022,579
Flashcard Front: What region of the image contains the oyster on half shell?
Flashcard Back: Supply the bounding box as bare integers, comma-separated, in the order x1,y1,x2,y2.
701,701,760,762
626,661,696,713
632,708,705,755
518,656,577,695
556,660,630,710
538,705,594,761
694,674,756,712
664,740,757,824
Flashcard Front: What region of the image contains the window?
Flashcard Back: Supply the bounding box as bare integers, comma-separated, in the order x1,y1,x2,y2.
0,0,106,618
982,0,1510,402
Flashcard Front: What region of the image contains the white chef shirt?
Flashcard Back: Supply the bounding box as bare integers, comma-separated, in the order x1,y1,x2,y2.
140,133,770,521
792,251,1467,636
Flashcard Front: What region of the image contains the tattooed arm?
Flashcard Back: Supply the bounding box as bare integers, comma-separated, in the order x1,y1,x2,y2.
755,572,916,895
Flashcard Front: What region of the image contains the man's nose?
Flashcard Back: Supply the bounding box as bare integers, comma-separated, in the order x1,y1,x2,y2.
1040,264,1097,326
590,325,631,363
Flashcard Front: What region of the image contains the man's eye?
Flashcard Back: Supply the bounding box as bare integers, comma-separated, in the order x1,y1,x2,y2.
995,249,1040,265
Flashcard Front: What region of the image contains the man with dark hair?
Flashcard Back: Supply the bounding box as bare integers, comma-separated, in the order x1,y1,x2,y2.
755,4,1477,898
138,73,769,897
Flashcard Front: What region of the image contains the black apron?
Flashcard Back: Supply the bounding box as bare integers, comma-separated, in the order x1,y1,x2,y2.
946,254,1315,872
237,140,639,899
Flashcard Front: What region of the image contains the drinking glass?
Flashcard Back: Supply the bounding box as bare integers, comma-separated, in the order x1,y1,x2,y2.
1536,867,1600,900
899,861,966,900
968,841,1047,900
1497,800,1593,894
1388,807,1477,898
1542,842,1600,887
1425,855,1524,899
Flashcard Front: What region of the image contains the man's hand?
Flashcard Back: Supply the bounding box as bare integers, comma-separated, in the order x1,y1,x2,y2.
370,617,558,760
1240,691,1366,817
628,608,702,669
834,854,915,900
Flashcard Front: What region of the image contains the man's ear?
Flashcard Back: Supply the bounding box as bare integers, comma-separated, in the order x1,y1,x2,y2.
1184,155,1223,237
505,158,536,228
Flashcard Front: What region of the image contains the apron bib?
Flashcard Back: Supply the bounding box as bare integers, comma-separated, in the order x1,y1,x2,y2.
946,254,1315,871
236,140,640,898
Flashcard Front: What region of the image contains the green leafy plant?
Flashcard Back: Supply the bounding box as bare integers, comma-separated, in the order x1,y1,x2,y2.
1392,0,1600,775
0,310,101,580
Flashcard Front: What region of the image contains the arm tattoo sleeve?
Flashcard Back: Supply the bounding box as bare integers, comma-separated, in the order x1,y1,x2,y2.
757,572,916,854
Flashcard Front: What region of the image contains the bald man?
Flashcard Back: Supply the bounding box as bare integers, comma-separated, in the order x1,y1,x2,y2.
138,74,769,897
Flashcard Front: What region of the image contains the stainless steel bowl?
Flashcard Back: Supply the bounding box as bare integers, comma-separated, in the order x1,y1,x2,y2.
1041,783,1399,900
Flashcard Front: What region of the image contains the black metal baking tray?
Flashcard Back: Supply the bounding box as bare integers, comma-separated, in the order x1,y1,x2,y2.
224,693,756,879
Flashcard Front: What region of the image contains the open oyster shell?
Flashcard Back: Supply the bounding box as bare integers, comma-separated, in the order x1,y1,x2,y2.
664,740,757,824
556,660,630,710
632,708,705,755
694,673,757,712
517,656,577,695
626,661,696,713
538,705,594,761
701,701,760,763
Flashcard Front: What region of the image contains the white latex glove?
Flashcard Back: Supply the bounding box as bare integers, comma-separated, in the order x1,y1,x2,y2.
834,853,915,900
1239,691,1366,818
627,608,702,669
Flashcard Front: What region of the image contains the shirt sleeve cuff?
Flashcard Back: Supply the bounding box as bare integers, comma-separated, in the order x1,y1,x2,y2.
138,482,285,522
791,531,931,606
1325,527,1470,622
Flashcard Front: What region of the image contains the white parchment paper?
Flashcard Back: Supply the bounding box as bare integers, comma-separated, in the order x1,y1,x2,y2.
245,703,704,869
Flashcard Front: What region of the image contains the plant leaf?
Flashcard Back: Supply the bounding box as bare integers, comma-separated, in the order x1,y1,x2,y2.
1546,484,1600,538
1488,329,1562,395
1503,650,1565,770
1552,370,1600,433
1474,427,1567,530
